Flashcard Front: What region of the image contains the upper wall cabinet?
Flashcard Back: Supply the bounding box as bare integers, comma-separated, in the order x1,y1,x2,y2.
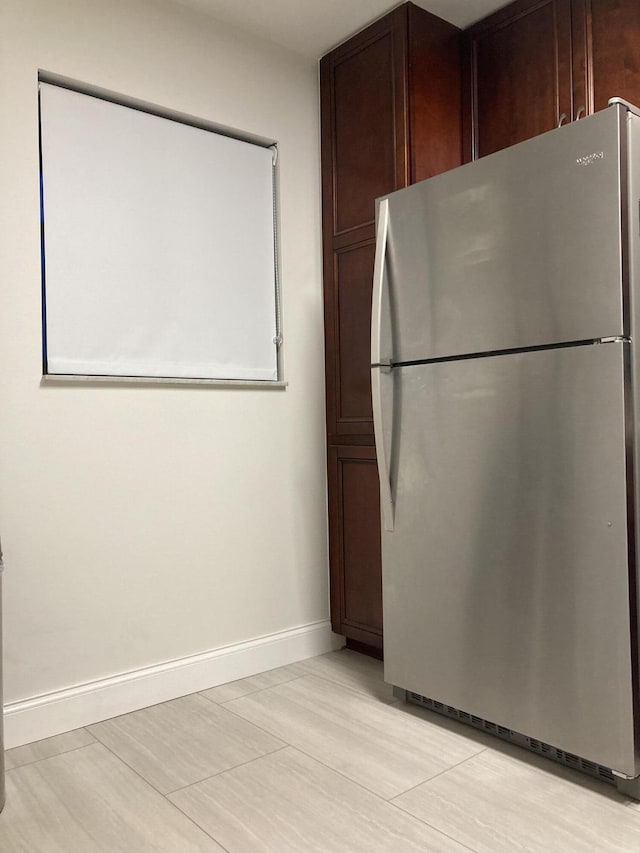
330,29,400,238
463,0,574,159
321,2,461,439
587,0,640,112
323,3,462,242
464,0,640,161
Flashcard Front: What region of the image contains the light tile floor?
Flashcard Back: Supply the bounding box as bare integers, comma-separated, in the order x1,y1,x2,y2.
1,648,640,851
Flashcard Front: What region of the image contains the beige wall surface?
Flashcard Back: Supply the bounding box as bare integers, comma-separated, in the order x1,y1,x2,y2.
0,0,327,704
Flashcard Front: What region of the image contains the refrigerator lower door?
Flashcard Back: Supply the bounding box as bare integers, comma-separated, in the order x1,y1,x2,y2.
382,341,638,776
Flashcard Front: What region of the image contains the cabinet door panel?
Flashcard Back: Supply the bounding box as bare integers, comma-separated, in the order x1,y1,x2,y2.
589,0,640,112
328,445,382,648
336,242,376,432
324,238,376,439
408,4,463,182
333,34,398,234
322,10,408,239
466,0,572,158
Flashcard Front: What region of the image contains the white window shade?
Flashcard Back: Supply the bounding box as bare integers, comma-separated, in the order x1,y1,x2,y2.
39,82,279,382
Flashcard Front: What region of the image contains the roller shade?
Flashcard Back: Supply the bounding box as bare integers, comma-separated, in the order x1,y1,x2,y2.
39,82,279,382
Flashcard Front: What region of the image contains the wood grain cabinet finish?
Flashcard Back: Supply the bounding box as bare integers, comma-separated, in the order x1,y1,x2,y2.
328,446,383,647
321,2,462,441
321,2,462,653
586,0,640,111
464,0,574,160
464,0,640,162
334,241,377,427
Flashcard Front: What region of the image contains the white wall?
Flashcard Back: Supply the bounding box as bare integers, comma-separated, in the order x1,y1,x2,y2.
0,0,332,744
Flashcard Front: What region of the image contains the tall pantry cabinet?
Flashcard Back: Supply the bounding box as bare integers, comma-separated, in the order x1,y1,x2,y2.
320,2,462,655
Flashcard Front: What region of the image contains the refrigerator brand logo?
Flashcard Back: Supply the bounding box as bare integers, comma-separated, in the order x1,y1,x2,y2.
576,151,604,167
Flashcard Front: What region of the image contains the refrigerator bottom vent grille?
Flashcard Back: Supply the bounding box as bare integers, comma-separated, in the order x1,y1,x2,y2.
408,692,616,785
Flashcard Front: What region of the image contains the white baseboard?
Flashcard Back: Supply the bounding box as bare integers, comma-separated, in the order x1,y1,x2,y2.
4,620,344,749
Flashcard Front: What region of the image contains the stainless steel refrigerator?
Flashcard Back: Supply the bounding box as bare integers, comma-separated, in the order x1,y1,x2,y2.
372,99,640,798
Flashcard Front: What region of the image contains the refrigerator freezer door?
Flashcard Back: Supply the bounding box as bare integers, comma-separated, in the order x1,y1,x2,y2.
383,341,637,775
380,106,626,364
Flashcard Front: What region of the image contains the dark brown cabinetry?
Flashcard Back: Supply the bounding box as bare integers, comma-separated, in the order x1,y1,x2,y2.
328,446,383,649
321,3,462,653
464,0,640,161
322,0,640,657
586,0,640,111
464,0,574,160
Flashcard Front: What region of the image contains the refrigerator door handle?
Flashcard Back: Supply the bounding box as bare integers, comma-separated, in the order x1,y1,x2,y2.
371,198,389,367
372,365,394,531
371,198,394,532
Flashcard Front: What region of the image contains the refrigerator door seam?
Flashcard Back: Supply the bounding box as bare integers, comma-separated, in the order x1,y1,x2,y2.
389,337,630,370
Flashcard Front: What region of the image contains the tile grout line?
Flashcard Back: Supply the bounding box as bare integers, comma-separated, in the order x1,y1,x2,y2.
297,671,398,704
216,692,302,744
203,648,391,706
183,735,483,853
389,794,483,853
249,735,455,809
384,751,490,853
197,670,307,705
5,737,99,774
83,737,233,851
173,739,482,853
87,734,175,797
219,669,397,713
265,740,401,800
218,670,492,805
214,685,425,803
88,718,286,799
165,744,290,797
389,747,489,802
286,661,396,699
5,739,235,848
166,795,234,853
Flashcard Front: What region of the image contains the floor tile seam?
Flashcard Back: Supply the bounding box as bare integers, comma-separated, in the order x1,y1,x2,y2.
171,742,478,853
165,744,290,797
388,801,482,853
219,683,489,797
198,671,307,705
90,721,288,798
218,693,299,745
215,738,481,853
271,740,436,805
293,669,395,704
220,688,388,750
97,696,285,751
76,736,233,849
387,757,489,853
166,792,233,853
87,732,177,798
389,747,489,802
5,738,99,774
5,740,107,777
230,695,486,766
4,739,230,850
220,667,401,717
